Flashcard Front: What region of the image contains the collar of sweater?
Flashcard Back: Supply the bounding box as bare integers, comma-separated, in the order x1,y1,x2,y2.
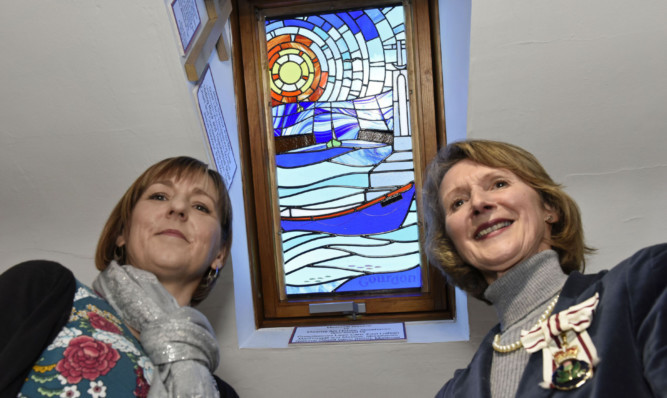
483,250,567,331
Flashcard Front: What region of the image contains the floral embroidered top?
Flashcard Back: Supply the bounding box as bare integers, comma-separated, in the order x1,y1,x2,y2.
19,281,154,398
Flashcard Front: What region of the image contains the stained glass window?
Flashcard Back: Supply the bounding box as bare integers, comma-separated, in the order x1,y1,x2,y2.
265,5,422,296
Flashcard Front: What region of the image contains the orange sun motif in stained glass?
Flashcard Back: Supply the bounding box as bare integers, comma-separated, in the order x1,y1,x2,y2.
267,34,328,106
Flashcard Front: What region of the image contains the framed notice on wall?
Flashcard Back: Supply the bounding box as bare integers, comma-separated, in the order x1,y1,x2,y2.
168,0,204,55
195,66,237,189
166,0,232,81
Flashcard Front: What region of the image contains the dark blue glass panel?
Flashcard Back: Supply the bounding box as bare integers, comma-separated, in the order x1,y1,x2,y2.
285,19,314,29
276,147,353,168
357,15,379,40
338,13,360,34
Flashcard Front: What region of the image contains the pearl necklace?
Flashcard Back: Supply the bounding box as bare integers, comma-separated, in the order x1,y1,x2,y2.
492,294,560,353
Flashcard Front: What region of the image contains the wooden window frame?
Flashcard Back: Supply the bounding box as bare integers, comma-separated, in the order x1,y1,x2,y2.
230,0,451,327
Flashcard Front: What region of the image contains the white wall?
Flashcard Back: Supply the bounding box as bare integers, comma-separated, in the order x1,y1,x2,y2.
1,0,665,397
467,0,667,273
0,0,208,282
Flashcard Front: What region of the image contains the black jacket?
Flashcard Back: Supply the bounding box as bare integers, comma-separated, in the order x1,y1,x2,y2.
436,244,667,397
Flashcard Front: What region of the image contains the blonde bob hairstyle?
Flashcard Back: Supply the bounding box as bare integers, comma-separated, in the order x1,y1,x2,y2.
422,140,594,300
95,156,232,306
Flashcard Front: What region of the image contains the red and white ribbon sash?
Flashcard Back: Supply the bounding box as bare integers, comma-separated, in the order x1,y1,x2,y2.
520,293,600,389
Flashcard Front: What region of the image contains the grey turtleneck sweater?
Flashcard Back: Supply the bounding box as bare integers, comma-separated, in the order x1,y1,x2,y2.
483,250,568,398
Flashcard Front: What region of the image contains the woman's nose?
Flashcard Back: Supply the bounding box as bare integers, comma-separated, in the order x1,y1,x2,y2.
470,191,494,215
168,199,188,219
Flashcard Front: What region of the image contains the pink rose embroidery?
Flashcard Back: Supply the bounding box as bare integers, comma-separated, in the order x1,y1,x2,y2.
87,312,122,334
56,335,121,384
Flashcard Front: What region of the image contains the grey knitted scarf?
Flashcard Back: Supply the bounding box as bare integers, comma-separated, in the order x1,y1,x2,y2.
93,262,220,398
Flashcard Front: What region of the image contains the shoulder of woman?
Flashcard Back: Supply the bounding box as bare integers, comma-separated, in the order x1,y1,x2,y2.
434,327,498,398
0,260,77,396
1,259,76,301
605,243,667,285
213,374,240,398
2,259,74,284
558,244,667,314
569,243,667,323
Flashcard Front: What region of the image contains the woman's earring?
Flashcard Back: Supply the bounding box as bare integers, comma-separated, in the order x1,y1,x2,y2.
545,215,553,223
204,266,220,288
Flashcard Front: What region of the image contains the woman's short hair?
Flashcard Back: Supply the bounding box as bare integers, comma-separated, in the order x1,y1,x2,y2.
95,156,232,305
422,140,594,300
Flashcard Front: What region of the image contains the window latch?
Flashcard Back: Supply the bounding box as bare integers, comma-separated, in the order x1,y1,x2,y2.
309,302,366,320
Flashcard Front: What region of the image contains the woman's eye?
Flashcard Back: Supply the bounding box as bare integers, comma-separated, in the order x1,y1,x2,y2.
494,180,508,189
148,193,167,201
194,204,210,214
451,199,465,209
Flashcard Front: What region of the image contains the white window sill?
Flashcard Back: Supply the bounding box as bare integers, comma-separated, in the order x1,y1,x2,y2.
237,287,470,349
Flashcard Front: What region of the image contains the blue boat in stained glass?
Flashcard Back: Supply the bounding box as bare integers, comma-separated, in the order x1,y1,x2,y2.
280,181,415,235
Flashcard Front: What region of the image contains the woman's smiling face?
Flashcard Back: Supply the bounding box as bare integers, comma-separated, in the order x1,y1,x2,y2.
117,175,225,295
439,159,556,283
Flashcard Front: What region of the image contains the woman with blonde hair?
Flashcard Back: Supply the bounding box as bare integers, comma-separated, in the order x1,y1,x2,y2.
423,139,666,397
